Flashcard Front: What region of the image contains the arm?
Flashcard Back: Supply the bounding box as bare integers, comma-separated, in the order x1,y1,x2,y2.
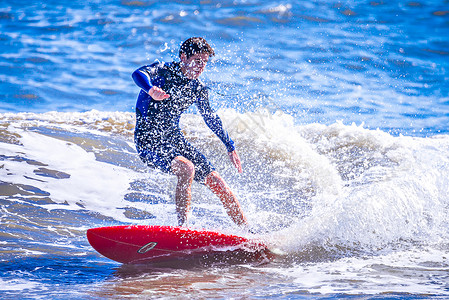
197,92,234,152
132,64,169,100
197,91,243,173
132,64,158,93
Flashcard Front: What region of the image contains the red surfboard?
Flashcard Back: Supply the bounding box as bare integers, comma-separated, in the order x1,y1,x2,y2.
87,225,274,265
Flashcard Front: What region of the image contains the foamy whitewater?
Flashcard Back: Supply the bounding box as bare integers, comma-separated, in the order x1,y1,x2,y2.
1,110,449,298
1,0,449,299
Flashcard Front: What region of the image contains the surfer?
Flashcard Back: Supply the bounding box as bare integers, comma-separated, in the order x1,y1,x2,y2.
132,37,248,229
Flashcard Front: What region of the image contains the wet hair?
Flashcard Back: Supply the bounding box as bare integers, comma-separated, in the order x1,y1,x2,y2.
179,37,215,59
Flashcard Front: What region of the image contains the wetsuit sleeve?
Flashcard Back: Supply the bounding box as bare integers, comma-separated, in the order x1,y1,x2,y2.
132,63,166,116
197,90,235,152
132,63,165,93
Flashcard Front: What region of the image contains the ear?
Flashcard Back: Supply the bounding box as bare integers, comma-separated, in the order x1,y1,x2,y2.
180,53,187,63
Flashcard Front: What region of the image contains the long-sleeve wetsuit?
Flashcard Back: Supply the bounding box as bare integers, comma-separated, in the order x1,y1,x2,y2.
132,61,235,182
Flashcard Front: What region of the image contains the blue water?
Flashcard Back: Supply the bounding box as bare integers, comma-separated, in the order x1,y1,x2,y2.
2,0,448,134
1,0,449,299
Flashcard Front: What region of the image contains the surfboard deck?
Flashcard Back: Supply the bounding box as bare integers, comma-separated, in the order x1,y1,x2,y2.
87,225,275,266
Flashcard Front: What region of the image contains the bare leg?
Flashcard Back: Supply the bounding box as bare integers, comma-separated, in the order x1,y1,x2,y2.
171,156,195,226
205,171,247,227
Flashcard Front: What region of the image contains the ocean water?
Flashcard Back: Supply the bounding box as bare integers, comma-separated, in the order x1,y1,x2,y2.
1,0,449,299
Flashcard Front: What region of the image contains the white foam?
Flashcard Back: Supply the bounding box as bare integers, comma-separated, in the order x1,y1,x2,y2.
265,247,449,295
1,126,144,222
0,278,40,291
274,121,449,251
2,110,449,243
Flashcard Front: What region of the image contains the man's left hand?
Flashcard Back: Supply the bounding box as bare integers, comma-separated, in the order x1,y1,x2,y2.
228,150,243,173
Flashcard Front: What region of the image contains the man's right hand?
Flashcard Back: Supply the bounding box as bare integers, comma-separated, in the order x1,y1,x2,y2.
148,86,170,101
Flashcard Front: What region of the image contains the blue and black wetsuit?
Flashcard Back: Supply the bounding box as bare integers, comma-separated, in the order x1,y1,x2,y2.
132,61,235,183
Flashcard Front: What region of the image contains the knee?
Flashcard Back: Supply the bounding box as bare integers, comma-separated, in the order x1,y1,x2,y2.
172,156,195,180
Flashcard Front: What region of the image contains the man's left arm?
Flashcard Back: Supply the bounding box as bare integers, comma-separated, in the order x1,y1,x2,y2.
197,91,243,173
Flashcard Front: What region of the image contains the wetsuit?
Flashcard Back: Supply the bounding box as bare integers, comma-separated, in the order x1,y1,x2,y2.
132,61,235,183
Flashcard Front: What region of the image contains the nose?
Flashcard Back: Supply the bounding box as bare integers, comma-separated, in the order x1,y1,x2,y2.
197,60,206,68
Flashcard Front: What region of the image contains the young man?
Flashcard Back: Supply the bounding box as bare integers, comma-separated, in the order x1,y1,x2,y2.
132,37,248,228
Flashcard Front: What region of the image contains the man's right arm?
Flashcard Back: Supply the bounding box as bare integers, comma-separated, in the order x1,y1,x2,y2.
132,65,157,93
132,64,169,100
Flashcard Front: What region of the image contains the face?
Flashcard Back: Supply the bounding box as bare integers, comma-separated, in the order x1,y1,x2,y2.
180,52,209,79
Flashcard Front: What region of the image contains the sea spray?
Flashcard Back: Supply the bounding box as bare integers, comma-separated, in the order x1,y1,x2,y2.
276,122,449,257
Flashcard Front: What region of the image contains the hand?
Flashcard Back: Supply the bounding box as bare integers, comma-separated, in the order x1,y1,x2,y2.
148,86,170,101
228,150,243,174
